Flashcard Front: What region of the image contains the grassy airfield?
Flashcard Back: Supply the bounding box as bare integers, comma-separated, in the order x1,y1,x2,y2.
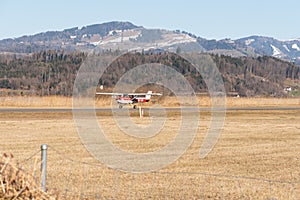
0,96,299,199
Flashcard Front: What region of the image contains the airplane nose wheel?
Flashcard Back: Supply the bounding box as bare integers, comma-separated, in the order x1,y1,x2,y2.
119,105,123,109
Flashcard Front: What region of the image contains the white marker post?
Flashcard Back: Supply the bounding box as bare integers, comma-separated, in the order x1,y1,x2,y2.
41,144,48,192
139,106,143,118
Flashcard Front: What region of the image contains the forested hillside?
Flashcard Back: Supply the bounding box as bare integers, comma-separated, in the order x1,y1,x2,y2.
0,50,299,97
0,51,86,96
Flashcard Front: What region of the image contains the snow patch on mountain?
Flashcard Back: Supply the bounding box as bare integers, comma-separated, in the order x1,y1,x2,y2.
128,33,197,51
292,44,300,51
161,33,197,46
245,39,255,45
270,45,282,56
92,29,197,51
224,39,235,44
283,45,290,52
91,29,141,46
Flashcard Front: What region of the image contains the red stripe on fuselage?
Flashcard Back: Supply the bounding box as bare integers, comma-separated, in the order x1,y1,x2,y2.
137,98,149,103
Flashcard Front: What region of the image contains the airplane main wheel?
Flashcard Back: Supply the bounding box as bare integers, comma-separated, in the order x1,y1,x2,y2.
133,105,137,109
119,105,123,109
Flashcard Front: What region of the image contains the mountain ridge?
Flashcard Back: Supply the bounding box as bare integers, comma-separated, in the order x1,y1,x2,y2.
1,21,300,64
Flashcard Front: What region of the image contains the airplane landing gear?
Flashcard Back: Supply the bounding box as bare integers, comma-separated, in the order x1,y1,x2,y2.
119,105,123,109
133,105,137,109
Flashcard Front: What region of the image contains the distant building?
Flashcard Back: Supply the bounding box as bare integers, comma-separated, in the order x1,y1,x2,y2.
284,87,292,92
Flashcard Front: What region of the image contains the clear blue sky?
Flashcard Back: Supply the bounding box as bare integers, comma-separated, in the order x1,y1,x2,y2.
1,0,299,40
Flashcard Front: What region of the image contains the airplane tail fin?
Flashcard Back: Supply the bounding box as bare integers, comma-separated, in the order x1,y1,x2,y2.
146,91,152,100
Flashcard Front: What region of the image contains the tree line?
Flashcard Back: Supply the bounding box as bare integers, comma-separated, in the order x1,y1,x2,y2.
0,50,299,97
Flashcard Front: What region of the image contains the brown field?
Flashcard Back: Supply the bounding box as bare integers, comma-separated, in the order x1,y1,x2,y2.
0,95,299,108
0,97,300,199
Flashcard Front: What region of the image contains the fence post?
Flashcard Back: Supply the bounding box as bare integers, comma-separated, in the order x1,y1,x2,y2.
41,144,48,192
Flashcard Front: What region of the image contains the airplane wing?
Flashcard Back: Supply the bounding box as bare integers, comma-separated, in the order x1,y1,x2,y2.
96,91,162,96
95,92,123,96
152,93,163,96
126,92,162,96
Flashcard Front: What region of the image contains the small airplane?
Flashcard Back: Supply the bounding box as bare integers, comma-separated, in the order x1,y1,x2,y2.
96,90,162,109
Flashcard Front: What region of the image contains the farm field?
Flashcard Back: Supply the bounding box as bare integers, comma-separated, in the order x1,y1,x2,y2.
0,95,299,108
0,97,300,199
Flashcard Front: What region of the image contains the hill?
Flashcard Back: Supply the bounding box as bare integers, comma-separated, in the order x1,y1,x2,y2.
0,50,299,97
0,21,300,65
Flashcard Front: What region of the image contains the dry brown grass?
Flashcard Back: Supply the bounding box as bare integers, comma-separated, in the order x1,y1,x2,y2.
0,153,56,199
0,96,72,108
0,108,299,199
0,95,299,108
